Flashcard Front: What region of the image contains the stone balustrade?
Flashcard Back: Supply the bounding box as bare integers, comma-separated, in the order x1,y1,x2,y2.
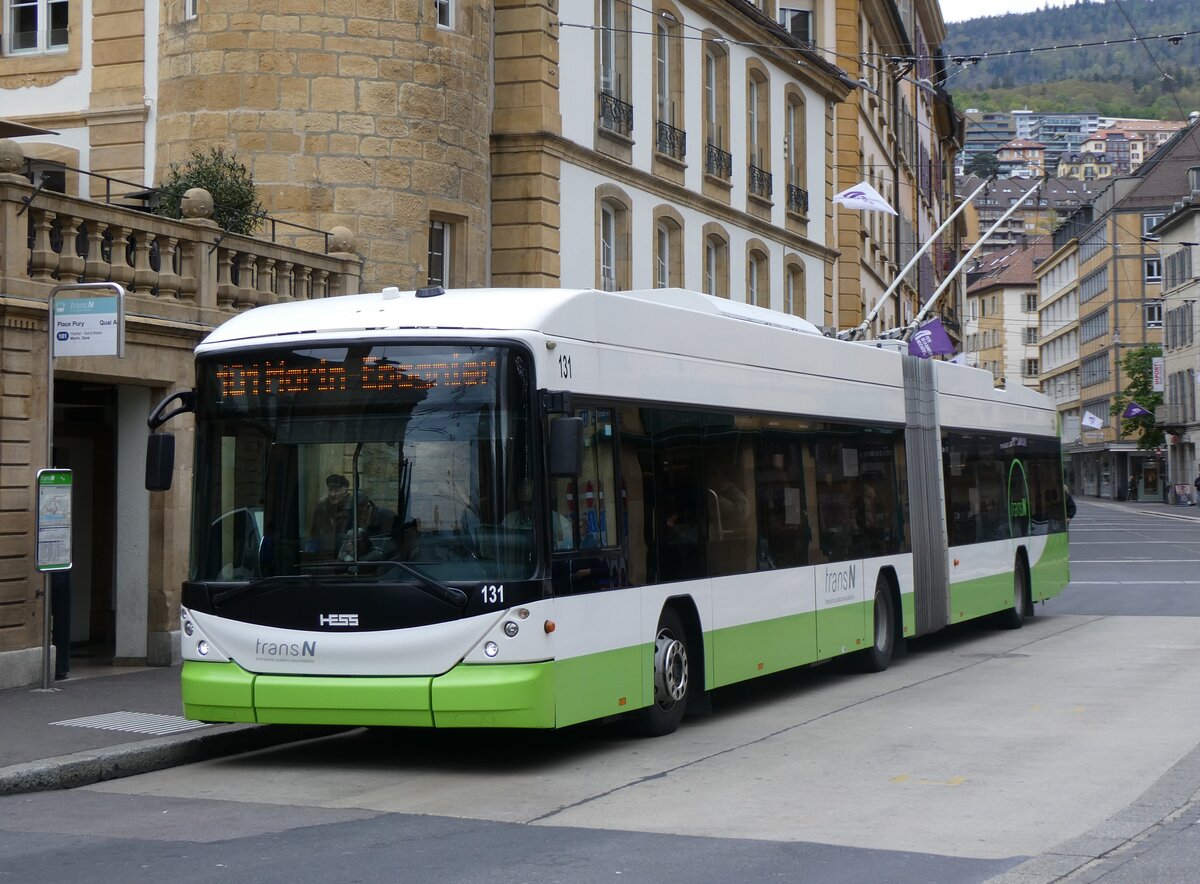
0,157,362,323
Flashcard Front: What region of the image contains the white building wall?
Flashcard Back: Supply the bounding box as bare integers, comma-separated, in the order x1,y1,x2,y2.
556,4,831,322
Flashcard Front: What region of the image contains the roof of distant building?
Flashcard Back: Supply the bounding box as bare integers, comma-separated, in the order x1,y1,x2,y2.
966,242,1053,293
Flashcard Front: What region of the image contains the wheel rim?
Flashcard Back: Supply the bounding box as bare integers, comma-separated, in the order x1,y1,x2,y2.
653,628,688,709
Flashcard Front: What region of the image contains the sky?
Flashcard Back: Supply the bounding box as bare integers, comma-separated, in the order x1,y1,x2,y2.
940,0,1077,24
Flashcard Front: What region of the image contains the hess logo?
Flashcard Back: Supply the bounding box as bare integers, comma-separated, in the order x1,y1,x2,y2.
319,613,358,627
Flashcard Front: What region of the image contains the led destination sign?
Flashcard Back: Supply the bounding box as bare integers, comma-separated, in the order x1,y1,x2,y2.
214,353,498,401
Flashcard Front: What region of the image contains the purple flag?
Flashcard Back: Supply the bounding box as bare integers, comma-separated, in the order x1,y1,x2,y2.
1122,401,1152,419
908,318,955,358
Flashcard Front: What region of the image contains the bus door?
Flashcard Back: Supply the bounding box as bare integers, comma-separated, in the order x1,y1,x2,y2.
549,405,638,726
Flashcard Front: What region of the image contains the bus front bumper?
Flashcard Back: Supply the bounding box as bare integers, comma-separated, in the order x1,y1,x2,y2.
181,659,557,729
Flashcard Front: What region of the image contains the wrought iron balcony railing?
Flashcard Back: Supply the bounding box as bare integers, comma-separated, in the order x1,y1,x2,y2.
599,92,633,137
655,121,686,161
704,143,732,180
748,164,773,200
786,184,809,215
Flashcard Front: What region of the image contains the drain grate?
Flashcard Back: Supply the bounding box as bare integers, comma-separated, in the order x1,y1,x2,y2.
50,711,209,736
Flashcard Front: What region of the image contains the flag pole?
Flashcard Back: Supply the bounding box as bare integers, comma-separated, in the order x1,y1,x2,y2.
842,176,993,342
902,176,1045,343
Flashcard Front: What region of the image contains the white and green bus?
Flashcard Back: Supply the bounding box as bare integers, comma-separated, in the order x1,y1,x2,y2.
147,286,1069,735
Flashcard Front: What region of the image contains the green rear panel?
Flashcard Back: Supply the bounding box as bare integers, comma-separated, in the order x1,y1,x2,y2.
1031,533,1070,601
432,662,556,728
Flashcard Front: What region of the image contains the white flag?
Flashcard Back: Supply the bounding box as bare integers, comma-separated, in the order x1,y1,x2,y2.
1081,411,1103,429
833,182,898,215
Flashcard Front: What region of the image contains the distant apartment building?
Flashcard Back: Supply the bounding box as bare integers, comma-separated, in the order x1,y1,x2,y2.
959,109,1015,171
995,139,1045,178
961,243,1050,389
957,174,1104,255
1056,151,1113,182
1151,176,1200,500
1034,123,1200,500
1102,117,1188,155
1081,130,1145,175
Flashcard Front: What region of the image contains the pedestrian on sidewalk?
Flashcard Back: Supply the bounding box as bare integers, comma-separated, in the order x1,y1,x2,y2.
1193,470,1200,505
1128,476,1138,502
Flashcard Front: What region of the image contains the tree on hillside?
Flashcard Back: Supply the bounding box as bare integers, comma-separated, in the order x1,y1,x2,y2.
1111,345,1164,449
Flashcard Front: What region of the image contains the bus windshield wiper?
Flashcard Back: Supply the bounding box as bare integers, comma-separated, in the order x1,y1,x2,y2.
375,559,469,608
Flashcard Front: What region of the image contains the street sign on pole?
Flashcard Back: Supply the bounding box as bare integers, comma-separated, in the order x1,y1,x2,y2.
52,294,125,357
40,283,125,690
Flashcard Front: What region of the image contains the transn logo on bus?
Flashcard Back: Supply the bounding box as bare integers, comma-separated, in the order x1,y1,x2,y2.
319,613,359,627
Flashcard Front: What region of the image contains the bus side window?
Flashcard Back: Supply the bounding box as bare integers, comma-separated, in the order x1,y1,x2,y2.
551,407,618,553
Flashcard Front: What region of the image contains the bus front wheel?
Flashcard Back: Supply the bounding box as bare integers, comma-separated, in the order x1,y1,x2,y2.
635,608,691,737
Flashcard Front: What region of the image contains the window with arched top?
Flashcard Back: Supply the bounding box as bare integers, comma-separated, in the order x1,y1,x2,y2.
784,258,805,316
596,186,631,291
702,38,731,181
653,207,684,289
746,64,771,200
746,242,769,308
784,89,807,214
702,223,729,298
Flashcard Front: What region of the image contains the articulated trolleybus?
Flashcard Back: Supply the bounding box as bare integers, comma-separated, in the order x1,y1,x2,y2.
146,286,1068,736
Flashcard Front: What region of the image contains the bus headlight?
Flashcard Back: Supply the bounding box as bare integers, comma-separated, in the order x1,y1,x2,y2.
484,641,499,658
197,640,210,657
503,621,519,637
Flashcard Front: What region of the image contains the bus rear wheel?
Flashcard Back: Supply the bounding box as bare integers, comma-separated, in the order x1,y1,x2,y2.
634,608,691,737
858,579,895,672
997,560,1029,630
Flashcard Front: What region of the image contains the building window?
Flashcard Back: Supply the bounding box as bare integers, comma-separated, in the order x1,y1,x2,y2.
597,190,630,292
1024,327,1038,344
784,260,803,315
784,91,806,212
600,205,616,291
1024,359,1039,378
703,229,729,298
428,220,450,287
747,246,769,308
1144,258,1162,282
434,0,452,29
184,0,197,20
1145,300,1163,328
653,211,683,290
598,0,629,101
744,68,772,194
1142,213,1165,237
6,0,68,53
776,5,812,45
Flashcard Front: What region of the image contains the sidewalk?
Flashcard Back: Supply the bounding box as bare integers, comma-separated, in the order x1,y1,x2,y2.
0,663,338,796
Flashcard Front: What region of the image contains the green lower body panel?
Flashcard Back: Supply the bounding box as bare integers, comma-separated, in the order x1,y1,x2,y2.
182,660,256,723
181,659,559,728
432,662,556,728
554,643,645,727
710,610,818,688
949,570,1014,623
255,674,434,726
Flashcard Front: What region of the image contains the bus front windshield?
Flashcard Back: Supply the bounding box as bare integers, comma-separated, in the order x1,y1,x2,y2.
191,344,535,585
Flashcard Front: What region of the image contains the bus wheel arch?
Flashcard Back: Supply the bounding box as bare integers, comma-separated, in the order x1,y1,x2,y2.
858,569,900,673
635,597,702,737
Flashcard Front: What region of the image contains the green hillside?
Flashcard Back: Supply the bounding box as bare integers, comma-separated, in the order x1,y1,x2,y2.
943,0,1200,118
